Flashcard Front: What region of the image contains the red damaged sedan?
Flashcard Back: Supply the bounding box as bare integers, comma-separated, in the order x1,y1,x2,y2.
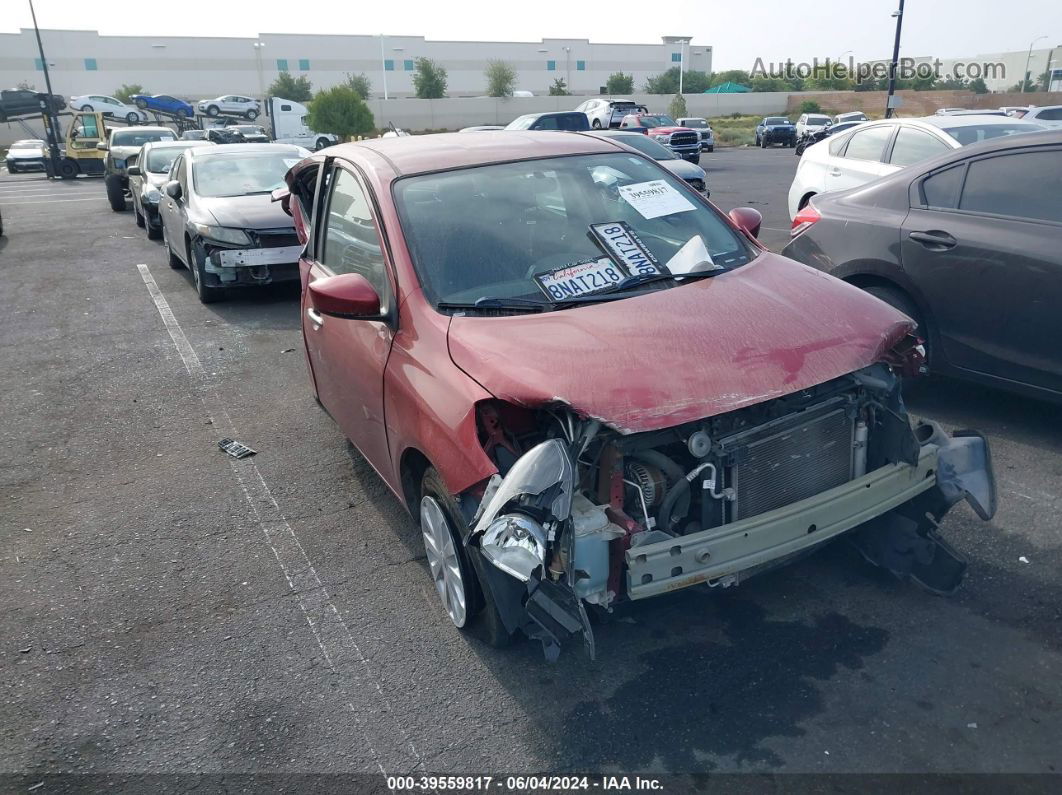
279,132,996,660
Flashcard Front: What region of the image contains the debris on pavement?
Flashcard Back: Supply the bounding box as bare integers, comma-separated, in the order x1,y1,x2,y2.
218,439,257,459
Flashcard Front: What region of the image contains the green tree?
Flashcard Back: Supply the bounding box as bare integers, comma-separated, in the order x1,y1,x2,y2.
345,73,372,100
548,78,570,96
644,69,678,94
1010,71,1035,92
799,100,822,114
969,77,989,94
268,72,313,102
711,69,752,87
114,83,144,103
749,76,790,92
485,60,517,97
306,85,375,141
412,58,447,99
606,72,634,94
668,93,688,119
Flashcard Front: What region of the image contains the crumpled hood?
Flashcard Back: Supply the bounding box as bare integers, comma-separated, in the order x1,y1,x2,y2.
447,253,913,434
110,146,145,160
197,194,294,231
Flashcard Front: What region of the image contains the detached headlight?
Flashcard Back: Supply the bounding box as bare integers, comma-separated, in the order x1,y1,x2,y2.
193,224,251,246
143,186,161,204
481,513,547,582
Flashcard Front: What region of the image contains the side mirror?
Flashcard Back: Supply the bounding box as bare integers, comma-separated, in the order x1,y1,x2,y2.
308,273,381,319
127,165,141,176
96,142,108,151
728,207,762,240
164,180,182,200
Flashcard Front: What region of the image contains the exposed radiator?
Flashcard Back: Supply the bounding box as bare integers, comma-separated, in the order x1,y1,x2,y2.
724,399,856,521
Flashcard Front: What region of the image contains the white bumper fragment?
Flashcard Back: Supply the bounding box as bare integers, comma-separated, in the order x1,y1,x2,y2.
214,245,303,267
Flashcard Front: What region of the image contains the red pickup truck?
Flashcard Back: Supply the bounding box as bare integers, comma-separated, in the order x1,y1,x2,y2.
618,113,702,163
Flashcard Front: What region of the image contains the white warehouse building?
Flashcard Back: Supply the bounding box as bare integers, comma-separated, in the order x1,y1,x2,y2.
0,28,713,100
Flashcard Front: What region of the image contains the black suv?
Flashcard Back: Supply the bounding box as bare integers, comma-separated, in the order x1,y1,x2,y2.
0,88,66,122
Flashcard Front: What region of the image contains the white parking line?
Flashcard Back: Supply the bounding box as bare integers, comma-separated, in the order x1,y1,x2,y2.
135,263,426,776
11,197,106,205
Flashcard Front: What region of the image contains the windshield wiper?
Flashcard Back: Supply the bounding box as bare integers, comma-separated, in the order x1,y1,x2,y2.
438,296,553,313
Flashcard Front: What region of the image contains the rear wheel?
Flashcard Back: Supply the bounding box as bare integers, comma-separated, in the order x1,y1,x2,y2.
125,111,140,123
105,176,125,211
592,118,602,129
162,223,183,269
246,109,258,120
420,468,512,647
79,104,93,112
315,137,330,151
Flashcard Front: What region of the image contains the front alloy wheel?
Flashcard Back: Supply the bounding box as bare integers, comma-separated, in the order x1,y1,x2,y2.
420,495,468,628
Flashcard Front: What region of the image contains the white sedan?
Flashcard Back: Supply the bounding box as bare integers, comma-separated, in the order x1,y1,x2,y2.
70,95,145,123
787,114,1045,218
196,95,260,119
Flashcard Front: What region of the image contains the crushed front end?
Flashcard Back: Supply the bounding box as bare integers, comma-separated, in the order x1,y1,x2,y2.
462,363,995,661
196,226,303,289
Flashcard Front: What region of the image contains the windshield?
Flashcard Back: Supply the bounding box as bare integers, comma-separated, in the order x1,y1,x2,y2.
682,119,708,128
610,134,677,160
639,115,678,128
394,153,754,311
942,123,1044,145
192,150,304,197
11,141,43,149
112,130,176,147
146,145,198,173
765,117,789,125
807,116,831,125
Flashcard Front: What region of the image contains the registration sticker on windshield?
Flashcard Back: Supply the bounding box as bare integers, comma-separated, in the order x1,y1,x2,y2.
535,256,625,301
617,180,696,220
589,222,666,278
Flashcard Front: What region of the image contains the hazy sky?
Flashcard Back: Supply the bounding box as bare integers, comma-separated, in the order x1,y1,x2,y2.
6,0,1059,70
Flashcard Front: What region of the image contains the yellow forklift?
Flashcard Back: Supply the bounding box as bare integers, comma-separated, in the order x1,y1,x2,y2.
41,111,108,179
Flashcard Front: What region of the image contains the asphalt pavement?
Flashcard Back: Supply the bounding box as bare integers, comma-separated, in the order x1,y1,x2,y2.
2,150,1060,781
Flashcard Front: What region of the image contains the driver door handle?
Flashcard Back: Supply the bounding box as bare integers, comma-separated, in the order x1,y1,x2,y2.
908,230,957,250
827,167,841,177
307,307,324,327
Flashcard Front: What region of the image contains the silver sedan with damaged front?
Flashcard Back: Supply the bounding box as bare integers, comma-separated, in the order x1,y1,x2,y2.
157,143,310,303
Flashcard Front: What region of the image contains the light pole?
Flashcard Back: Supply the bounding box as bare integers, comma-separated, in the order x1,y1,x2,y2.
563,46,572,93
1023,35,1048,93
380,34,389,100
27,0,63,175
836,49,853,79
252,41,265,101
678,39,689,95
884,0,905,119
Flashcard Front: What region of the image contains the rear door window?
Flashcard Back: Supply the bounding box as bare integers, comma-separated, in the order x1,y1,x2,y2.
889,128,950,167
919,164,965,209
958,150,1062,223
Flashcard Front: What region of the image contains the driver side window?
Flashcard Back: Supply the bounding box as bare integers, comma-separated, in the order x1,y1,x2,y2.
320,167,391,309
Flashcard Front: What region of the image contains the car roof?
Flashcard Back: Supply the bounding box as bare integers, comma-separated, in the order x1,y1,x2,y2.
340,131,622,176
186,142,304,157
142,140,211,150
113,126,174,135
920,114,1044,129
1029,104,1062,111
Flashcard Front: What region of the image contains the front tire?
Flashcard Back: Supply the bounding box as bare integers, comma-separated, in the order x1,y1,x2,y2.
135,98,148,109
188,239,224,303
162,224,184,269
760,136,769,148
420,468,512,647
105,176,125,211
706,145,714,153
80,104,93,112
134,204,145,228
206,105,219,117
125,111,140,123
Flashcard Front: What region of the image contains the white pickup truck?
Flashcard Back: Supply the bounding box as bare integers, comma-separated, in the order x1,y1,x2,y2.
267,97,338,151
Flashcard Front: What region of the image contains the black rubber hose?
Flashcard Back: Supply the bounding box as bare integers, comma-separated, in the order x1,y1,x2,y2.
658,477,692,533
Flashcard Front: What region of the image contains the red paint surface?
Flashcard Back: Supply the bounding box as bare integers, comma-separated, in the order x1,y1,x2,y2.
447,254,913,434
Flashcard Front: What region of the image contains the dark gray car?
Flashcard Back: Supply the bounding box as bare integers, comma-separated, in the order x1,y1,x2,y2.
127,140,214,239
783,129,1062,402
158,143,310,303
504,112,591,131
